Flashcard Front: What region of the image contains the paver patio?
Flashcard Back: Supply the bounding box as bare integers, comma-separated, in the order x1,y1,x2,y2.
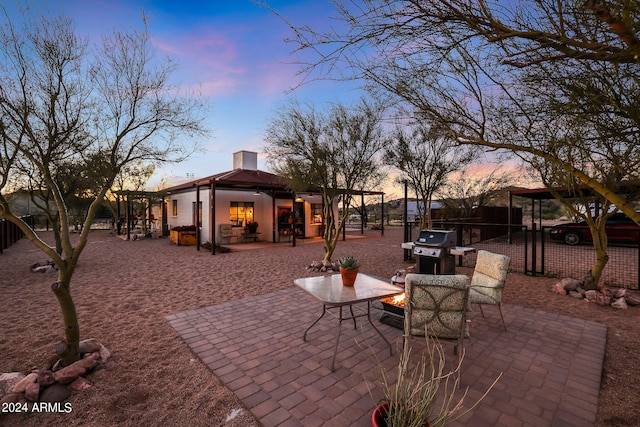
167,285,606,427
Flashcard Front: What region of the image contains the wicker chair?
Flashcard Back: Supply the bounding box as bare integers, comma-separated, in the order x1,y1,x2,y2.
469,250,511,331
403,273,471,362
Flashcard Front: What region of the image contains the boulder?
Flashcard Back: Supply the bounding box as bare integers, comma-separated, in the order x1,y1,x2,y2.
561,277,581,292
39,384,71,403
69,377,93,392
611,297,628,310
24,382,40,402
624,290,640,306
568,291,584,299
78,338,102,354
0,372,26,397
53,353,99,384
37,370,56,387
552,282,567,295
0,393,21,405
584,290,598,303
595,292,612,307
11,372,37,394
98,345,111,365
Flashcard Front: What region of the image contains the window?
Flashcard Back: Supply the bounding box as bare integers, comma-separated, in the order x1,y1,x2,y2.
230,202,254,227
311,203,323,224
172,200,178,216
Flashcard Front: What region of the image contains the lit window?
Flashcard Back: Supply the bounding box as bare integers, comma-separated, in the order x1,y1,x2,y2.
230,202,254,227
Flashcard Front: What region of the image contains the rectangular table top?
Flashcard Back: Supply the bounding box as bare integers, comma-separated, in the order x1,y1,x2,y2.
294,273,404,306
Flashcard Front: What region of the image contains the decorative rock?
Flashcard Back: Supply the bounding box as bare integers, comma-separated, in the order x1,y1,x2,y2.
552,282,567,295
611,297,628,310
25,382,40,402
561,277,581,292
98,345,111,365
11,372,37,394
53,353,99,384
37,370,56,387
595,292,611,306
69,377,93,391
30,259,57,273
0,393,21,405
79,338,102,354
0,372,26,397
624,290,640,306
568,291,584,299
39,383,71,403
584,290,598,302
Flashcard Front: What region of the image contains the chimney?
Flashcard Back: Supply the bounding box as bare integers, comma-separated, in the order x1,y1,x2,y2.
233,151,258,171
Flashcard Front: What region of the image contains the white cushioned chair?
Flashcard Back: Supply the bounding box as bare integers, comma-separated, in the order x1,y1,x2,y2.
403,273,471,363
469,250,511,331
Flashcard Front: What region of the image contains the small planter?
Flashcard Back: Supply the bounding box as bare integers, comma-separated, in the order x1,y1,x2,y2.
372,401,430,427
340,267,358,286
170,230,197,246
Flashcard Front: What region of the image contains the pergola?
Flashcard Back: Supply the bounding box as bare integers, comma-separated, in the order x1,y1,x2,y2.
508,181,640,229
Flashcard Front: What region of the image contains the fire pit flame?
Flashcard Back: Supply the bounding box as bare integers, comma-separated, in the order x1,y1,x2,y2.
392,293,405,306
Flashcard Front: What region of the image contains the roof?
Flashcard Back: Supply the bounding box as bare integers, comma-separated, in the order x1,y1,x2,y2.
163,168,384,197
510,181,640,201
165,168,290,193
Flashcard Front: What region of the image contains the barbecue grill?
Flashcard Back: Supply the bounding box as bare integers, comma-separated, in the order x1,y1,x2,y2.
413,229,456,275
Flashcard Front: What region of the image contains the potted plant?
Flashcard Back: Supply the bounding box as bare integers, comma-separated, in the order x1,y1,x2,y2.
371,337,500,427
338,255,359,286
245,221,258,234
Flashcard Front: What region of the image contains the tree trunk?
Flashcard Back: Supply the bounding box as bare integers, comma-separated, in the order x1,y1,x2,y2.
590,224,609,288
51,281,80,365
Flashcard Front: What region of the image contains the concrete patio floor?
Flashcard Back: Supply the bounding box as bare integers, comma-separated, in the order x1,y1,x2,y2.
167,286,606,427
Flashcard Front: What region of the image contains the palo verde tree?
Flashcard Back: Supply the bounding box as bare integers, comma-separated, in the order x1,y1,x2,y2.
0,7,208,365
282,0,640,286
384,122,479,229
264,99,387,263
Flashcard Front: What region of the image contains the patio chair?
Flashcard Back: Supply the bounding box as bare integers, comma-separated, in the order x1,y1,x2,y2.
403,273,471,363
469,250,511,331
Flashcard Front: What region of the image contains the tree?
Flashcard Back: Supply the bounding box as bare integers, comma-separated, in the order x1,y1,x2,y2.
0,7,208,364
439,166,514,219
282,0,640,285
384,122,479,228
265,99,387,262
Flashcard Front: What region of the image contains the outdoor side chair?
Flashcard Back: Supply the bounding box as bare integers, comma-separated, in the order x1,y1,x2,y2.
469,250,511,332
403,273,471,364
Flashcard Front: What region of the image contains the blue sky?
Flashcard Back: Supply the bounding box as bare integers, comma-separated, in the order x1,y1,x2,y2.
6,0,369,190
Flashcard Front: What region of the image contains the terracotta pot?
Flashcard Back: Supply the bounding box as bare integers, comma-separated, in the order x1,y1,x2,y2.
340,267,358,286
371,401,389,427
371,402,430,427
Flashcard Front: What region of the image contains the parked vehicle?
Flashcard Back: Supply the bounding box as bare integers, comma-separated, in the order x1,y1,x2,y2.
549,212,640,245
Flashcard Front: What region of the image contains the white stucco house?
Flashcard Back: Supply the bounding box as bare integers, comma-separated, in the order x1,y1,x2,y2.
160,151,335,251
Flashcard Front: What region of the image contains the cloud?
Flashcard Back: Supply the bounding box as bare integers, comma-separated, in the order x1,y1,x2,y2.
150,28,249,96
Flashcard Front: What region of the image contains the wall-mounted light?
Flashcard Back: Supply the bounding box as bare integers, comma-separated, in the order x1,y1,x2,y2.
295,196,304,202
253,189,261,196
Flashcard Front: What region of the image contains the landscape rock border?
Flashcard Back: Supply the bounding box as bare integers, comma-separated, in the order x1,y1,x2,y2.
552,277,640,309
0,338,112,413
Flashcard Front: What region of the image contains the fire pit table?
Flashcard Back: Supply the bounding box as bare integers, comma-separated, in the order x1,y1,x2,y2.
294,274,404,371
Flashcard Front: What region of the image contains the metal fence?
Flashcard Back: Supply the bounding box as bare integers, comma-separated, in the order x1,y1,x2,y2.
419,221,640,290
0,216,32,254
0,216,114,254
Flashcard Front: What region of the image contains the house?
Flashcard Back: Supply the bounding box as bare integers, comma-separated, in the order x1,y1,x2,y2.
161,151,334,249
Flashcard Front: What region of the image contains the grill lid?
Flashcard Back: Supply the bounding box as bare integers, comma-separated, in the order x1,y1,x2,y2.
415,229,456,248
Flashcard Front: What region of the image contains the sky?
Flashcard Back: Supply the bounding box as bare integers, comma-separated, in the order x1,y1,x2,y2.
5,0,372,191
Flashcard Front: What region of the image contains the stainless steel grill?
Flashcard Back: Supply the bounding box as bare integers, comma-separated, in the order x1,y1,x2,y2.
413,229,456,275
